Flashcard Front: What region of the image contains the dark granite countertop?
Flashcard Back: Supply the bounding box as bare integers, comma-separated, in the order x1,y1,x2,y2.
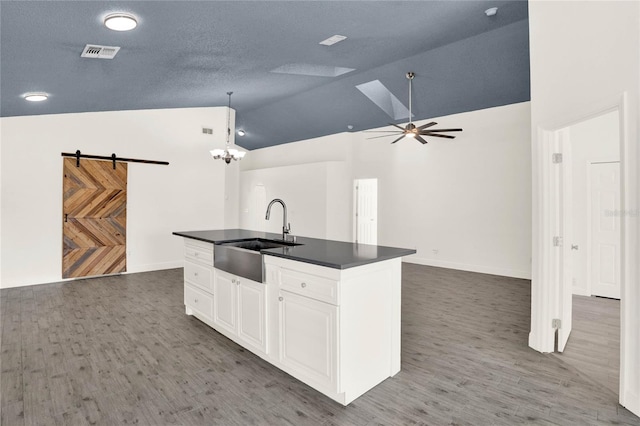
172,229,416,270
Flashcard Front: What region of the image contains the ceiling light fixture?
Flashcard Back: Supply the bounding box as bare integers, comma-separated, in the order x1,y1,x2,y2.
237,129,246,137
104,13,138,31
484,7,498,17
24,93,48,102
210,92,246,164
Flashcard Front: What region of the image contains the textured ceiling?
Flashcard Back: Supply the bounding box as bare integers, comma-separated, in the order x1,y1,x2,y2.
0,1,530,150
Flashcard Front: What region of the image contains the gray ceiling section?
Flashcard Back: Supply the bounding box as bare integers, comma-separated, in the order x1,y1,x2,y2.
0,1,530,150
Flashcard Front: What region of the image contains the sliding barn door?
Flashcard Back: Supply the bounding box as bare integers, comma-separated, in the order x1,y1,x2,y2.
62,158,127,278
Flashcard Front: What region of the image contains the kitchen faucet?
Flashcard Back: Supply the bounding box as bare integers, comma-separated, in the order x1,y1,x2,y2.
265,199,292,241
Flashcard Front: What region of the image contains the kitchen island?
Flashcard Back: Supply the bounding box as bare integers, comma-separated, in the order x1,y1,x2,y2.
173,229,415,405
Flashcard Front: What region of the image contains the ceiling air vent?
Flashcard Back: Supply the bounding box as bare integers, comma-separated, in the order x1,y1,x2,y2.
80,44,121,59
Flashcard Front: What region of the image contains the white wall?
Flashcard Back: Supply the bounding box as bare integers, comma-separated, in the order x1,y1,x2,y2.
528,0,639,415
570,111,620,296
0,107,230,288
239,161,350,240
223,110,241,229
241,102,532,279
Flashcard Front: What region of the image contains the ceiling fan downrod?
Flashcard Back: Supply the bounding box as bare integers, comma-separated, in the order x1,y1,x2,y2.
407,71,414,126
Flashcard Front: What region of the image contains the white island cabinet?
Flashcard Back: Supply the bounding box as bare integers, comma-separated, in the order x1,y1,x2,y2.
264,255,402,405
213,268,267,356
177,232,406,406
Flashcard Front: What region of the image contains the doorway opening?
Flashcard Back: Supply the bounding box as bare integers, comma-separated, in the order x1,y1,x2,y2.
353,179,378,245
550,109,622,398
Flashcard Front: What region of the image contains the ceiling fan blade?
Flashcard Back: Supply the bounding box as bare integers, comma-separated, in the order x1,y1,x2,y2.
363,130,402,134
422,133,455,139
422,128,463,133
389,123,407,131
390,135,405,144
417,122,438,130
415,135,429,144
366,133,401,140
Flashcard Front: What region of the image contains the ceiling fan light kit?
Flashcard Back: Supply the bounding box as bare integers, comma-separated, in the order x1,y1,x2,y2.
367,71,463,145
210,92,246,164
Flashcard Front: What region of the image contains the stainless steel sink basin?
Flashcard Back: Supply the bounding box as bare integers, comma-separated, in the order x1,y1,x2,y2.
214,238,300,282
220,238,298,252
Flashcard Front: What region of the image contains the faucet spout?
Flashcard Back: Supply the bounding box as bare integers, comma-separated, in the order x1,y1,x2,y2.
265,199,291,240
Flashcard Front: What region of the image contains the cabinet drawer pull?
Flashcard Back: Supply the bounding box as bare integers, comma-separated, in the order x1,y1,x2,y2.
301,282,307,288
278,296,283,302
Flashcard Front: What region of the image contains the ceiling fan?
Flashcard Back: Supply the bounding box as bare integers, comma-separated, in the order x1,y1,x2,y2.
367,72,462,144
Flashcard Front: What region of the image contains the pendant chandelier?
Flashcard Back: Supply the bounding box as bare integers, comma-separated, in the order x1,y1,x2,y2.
210,91,246,164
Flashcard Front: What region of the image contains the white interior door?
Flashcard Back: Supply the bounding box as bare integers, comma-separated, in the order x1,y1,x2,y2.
556,130,573,352
354,179,378,245
589,162,621,299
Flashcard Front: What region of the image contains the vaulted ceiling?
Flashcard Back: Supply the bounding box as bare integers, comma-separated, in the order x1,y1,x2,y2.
0,1,530,150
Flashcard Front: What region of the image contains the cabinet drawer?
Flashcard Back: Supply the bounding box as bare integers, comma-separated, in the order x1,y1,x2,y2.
184,260,213,292
185,242,213,265
280,268,339,305
185,284,214,321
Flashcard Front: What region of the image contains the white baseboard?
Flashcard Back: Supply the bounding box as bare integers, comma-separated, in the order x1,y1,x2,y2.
126,260,184,273
621,388,640,418
529,331,554,353
572,286,590,296
0,260,185,289
404,256,531,280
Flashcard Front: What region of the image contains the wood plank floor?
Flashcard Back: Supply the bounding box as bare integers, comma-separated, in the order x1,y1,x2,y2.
1,264,638,425
552,295,620,397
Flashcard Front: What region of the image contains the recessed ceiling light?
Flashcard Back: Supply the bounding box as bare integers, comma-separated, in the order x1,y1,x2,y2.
104,13,138,31
24,93,48,102
319,35,347,46
237,129,246,136
484,7,498,17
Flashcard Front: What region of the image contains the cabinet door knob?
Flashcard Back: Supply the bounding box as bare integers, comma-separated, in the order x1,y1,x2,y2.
194,272,198,277
237,280,240,285
195,253,199,257
194,298,199,303
278,296,283,301
232,278,236,284
301,282,307,288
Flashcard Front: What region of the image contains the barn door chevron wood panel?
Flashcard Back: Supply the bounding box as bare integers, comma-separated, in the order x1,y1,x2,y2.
62,158,127,278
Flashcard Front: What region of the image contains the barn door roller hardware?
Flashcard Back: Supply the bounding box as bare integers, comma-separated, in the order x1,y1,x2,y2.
61,150,169,169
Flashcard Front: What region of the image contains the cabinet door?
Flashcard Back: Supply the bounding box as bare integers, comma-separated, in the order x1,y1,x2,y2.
237,279,267,354
278,291,338,391
213,269,237,334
